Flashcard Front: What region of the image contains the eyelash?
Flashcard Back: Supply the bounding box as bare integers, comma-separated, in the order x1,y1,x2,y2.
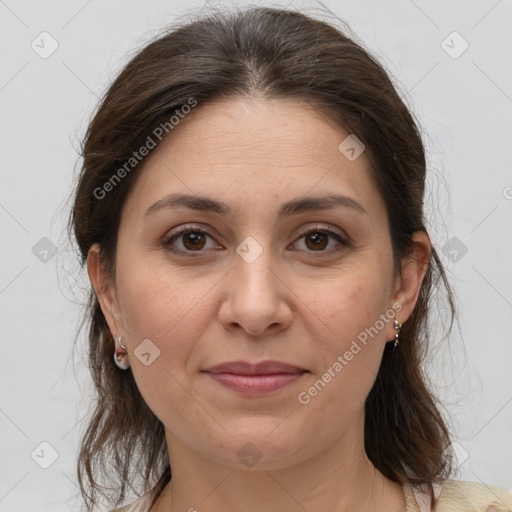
162,224,349,258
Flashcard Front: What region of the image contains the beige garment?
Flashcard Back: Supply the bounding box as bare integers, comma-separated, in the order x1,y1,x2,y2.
404,480,512,512
111,479,512,512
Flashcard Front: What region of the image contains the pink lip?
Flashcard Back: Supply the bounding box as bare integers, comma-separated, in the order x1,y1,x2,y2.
203,360,306,375
206,372,306,395
202,360,308,396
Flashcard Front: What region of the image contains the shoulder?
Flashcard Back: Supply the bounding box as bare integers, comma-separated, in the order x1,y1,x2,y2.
434,480,512,511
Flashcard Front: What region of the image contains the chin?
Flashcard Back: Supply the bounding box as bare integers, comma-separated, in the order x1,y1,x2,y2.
208,428,310,471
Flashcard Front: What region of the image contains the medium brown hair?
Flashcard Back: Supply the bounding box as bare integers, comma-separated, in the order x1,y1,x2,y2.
68,5,457,510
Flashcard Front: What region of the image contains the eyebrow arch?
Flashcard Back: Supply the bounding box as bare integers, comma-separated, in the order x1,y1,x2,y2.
145,192,368,219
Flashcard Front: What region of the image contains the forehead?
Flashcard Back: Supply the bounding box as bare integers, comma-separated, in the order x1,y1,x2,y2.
157,97,350,165
123,97,385,222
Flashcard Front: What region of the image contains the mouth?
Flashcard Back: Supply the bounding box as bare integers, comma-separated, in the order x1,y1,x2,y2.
202,360,309,395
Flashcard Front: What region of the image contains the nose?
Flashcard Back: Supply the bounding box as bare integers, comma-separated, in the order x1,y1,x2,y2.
217,243,293,337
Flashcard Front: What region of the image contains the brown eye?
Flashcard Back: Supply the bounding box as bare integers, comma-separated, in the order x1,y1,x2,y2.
292,226,348,255
181,231,207,250
304,231,329,251
164,226,220,255
163,224,348,258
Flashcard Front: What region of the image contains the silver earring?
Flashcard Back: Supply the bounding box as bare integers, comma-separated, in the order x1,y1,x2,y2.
393,320,403,350
116,336,127,350
114,336,130,370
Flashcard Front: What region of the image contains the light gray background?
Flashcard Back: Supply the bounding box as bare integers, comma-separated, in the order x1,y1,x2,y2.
1,0,511,510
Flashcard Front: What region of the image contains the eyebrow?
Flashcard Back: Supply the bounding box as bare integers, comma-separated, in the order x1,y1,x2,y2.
145,193,368,219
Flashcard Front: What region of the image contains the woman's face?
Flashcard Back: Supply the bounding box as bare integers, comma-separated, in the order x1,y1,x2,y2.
90,97,428,470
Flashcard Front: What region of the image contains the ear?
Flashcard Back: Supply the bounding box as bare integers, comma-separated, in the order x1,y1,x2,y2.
386,230,431,341
87,243,124,344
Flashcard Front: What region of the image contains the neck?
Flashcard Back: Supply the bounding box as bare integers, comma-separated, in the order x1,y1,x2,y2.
151,415,405,512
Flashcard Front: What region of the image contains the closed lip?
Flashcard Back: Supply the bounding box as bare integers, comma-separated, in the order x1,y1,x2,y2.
202,360,308,375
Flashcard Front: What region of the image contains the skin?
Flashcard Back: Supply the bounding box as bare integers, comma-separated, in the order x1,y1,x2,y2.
88,97,430,512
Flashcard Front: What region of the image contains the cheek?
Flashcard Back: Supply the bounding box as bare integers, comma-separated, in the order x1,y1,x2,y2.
291,268,390,407
118,265,218,425
116,255,207,340
296,280,387,412
296,268,391,350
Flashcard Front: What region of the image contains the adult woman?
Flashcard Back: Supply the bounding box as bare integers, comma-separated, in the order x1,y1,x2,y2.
68,6,512,512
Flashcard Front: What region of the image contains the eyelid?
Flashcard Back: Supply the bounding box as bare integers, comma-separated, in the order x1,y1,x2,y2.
293,223,347,242
163,222,349,255
163,223,221,246
289,224,350,256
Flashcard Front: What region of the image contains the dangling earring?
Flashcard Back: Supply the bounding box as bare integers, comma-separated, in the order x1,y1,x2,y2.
114,336,130,370
393,320,403,351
